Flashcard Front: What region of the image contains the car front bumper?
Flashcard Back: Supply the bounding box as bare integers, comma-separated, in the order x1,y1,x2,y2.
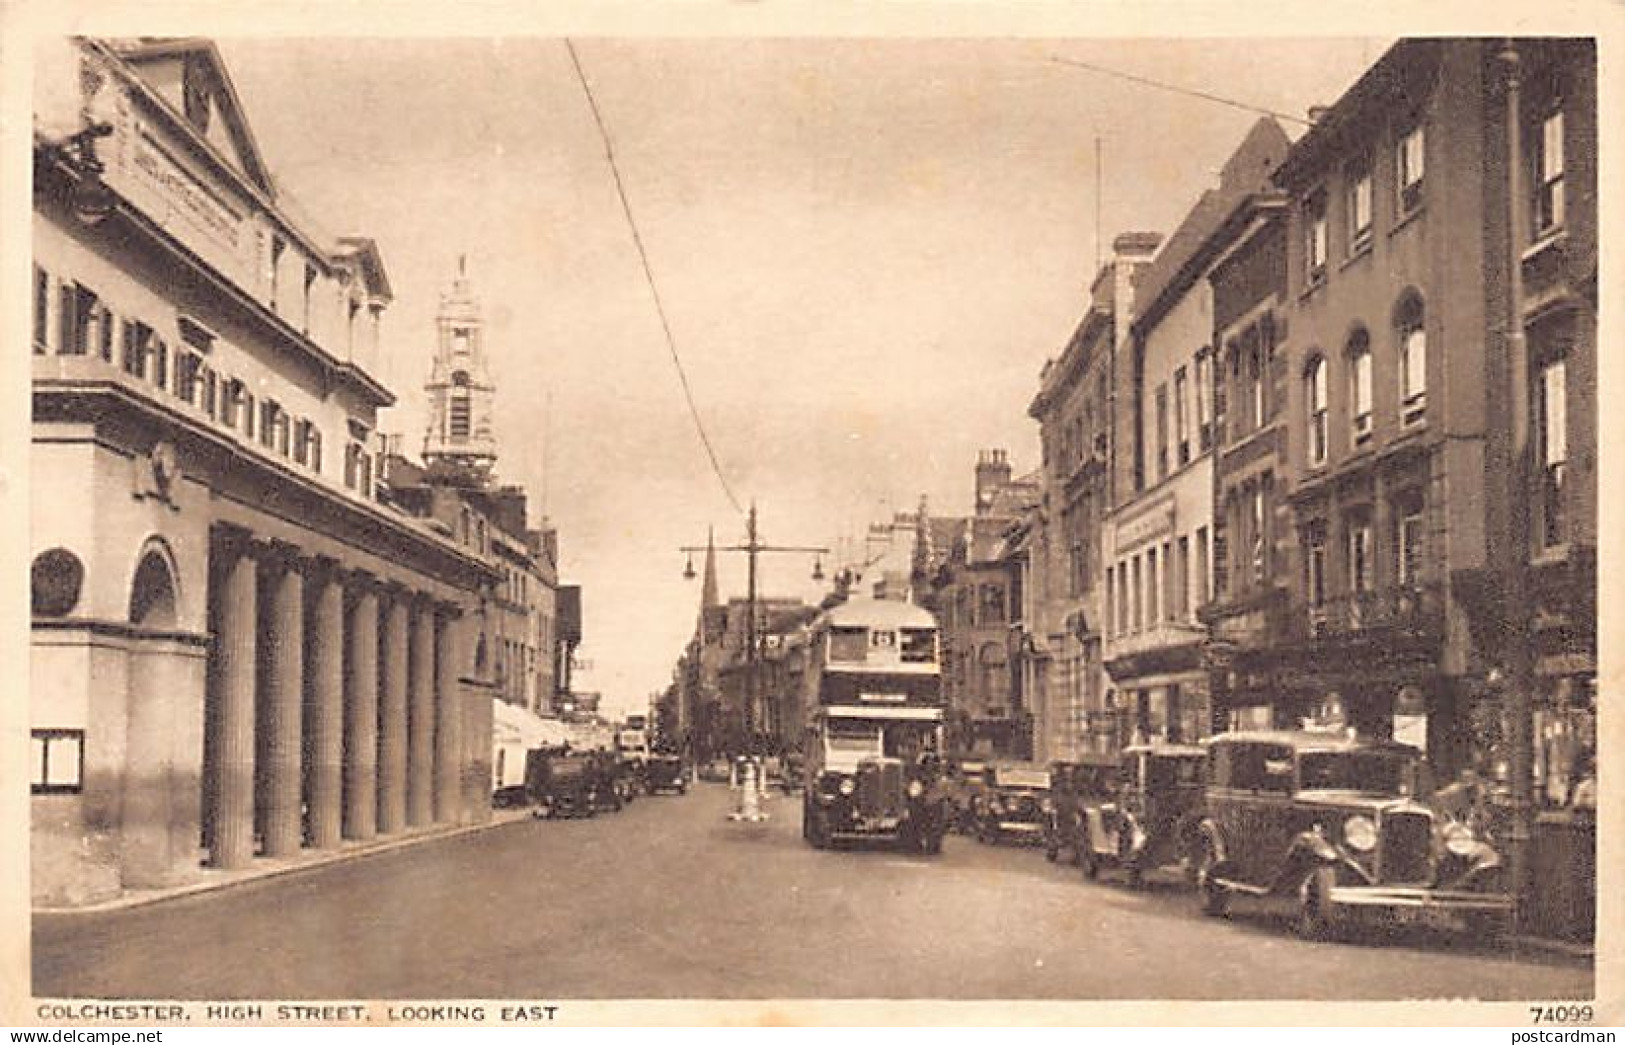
1326,885,1515,914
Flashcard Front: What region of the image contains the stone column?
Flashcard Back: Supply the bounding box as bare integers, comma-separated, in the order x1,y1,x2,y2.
261,544,305,858
210,529,258,869
306,557,345,850
407,596,435,827
377,586,410,834
343,575,380,841
433,607,465,823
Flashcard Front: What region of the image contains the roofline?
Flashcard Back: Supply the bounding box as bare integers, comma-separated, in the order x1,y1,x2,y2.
1131,191,1290,340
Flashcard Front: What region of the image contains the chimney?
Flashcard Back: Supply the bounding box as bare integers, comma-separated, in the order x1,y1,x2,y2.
975,449,1012,512
1308,105,1331,124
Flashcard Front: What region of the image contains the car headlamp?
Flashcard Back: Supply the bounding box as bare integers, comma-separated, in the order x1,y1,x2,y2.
1343,815,1378,852
838,777,856,796
1040,797,1055,814
990,797,1005,814
1441,820,1479,858
906,779,925,798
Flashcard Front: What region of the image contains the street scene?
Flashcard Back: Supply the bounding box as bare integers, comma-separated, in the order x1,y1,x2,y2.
32,781,1592,1000
26,28,1599,1014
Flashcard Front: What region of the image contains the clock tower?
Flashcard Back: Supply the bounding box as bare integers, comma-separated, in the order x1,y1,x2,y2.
423,256,498,479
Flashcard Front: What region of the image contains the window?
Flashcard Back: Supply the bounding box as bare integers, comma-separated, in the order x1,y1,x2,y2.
980,584,1006,625
31,729,84,794
1396,497,1425,586
1306,355,1329,466
1247,339,1264,431
270,236,286,309
1155,383,1169,480
202,369,218,419
1163,540,1176,622
1249,483,1267,587
61,285,104,358
1130,556,1142,632
450,391,471,439
1397,121,1425,214
1106,567,1116,639
1174,366,1190,466
1349,330,1372,445
302,263,317,334
1305,521,1328,609
1175,536,1190,619
1397,296,1426,425
1347,511,1374,594
260,401,279,449
309,428,323,473
1146,548,1159,628
1534,107,1565,237
1537,356,1568,548
121,318,151,376
1195,526,1210,607
151,338,169,391
1304,189,1328,284
33,267,49,353
293,420,311,466
1195,350,1214,451
176,351,202,405
1346,156,1373,253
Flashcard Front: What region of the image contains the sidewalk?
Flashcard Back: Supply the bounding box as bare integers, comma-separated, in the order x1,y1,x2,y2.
35,808,534,916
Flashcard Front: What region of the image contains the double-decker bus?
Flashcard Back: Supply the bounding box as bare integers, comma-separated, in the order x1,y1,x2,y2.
800,596,947,854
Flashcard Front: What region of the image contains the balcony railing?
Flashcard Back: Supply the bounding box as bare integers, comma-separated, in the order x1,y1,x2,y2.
1300,582,1444,641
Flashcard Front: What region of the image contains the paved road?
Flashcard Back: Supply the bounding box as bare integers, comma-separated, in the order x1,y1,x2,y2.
34,782,1592,1000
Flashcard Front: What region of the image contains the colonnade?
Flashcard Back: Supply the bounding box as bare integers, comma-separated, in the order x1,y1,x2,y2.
206,527,481,870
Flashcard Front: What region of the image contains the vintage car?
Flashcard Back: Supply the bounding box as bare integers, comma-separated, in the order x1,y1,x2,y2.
1042,756,1120,864
590,750,636,811
804,753,948,855
946,759,991,835
1191,731,1514,939
643,752,688,794
1077,743,1206,887
525,747,599,819
973,763,1052,845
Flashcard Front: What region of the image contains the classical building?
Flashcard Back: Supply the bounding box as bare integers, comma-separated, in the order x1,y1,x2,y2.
30,38,496,906
1101,119,1290,748
1026,233,1159,760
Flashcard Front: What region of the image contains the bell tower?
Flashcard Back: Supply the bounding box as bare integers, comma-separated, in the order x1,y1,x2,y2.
423,255,498,478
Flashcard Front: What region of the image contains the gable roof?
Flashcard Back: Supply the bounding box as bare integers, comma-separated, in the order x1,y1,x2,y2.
1131,117,1291,337
108,37,274,195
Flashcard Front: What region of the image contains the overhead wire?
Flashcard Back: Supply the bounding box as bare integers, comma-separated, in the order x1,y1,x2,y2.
564,38,745,516
1047,54,1314,128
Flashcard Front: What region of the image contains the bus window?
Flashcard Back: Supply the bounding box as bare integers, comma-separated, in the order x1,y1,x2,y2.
825,720,881,759
829,627,867,662
900,628,936,663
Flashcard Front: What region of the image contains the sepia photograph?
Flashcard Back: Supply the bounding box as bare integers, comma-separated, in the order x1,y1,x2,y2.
7,1,1617,1028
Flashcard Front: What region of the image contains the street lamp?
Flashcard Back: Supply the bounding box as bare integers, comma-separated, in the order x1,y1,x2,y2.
681,503,828,756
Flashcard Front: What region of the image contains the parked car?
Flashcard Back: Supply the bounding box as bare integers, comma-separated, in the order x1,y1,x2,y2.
697,757,732,783
525,747,598,819
1077,743,1206,887
946,759,991,835
973,763,1052,845
644,752,688,794
589,750,636,811
1191,731,1514,940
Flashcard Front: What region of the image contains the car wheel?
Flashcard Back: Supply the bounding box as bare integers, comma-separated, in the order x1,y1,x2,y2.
1197,842,1229,917
1466,910,1511,945
1081,845,1100,880
1045,837,1059,862
1125,862,1145,890
806,808,829,849
1297,865,1338,941
977,821,996,845
925,829,944,856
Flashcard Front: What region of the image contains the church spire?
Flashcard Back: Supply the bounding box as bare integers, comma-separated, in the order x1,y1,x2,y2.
700,526,719,612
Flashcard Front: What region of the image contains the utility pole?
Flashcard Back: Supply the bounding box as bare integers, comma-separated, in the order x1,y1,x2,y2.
682,504,827,755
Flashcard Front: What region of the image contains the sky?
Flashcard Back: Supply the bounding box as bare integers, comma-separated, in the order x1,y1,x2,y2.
211,35,1386,720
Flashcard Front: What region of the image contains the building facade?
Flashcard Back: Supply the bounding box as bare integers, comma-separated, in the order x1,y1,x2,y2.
1027,234,1159,760
1102,119,1290,748
31,38,496,906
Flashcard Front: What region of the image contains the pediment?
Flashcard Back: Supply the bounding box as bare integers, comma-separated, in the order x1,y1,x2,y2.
109,38,273,196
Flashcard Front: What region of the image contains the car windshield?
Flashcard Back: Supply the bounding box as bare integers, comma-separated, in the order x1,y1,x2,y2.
1298,751,1413,794
1147,756,1204,788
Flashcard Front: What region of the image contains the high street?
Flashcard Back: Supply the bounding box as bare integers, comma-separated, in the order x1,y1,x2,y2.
34,782,1592,1002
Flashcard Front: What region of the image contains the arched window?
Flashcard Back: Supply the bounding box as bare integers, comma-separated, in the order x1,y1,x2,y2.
129,545,178,629
1395,293,1426,425
1347,328,1372,446
1305,354,1329,466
